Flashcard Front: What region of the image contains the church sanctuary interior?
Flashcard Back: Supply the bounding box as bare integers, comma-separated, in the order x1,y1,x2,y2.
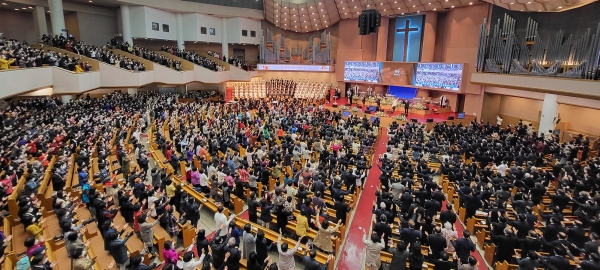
2,0,600,269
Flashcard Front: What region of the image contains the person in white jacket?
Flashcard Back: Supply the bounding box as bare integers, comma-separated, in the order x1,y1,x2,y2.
180,243,207,270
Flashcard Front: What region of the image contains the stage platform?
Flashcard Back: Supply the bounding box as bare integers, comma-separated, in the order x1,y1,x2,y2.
324,97,474,127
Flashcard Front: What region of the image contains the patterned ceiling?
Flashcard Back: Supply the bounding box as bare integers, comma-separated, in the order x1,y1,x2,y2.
263,0,598,32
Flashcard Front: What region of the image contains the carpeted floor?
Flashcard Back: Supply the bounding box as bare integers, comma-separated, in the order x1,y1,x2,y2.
335,129,389,270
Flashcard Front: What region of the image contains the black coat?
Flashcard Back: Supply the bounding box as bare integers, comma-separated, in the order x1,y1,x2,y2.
427,233,447,259
439,210,456,226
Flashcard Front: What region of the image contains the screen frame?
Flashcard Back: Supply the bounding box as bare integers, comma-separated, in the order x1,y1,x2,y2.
413,62,465,91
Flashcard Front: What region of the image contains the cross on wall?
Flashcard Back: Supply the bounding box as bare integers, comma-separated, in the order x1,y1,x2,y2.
396,19,419,62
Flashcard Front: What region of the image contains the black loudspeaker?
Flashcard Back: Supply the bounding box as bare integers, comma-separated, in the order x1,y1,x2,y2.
332,104,338,108
426,118,434,123
448,116,455,120
375,13,381,27
410,118,418,123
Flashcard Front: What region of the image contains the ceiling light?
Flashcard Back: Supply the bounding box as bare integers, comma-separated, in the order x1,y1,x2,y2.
398,7,401,9
14,8,18,10
433,8,436,10
520,9,523,10
367,4,369,7
381,3,383,5
428,2,431,4
1,3,7,5
451,5,454,7
47,10,50,12
395,1,397,3
89,0,92,2
557,6,562,8
28,6,33,9
384,9,386,10
21,7,26,9
510,2,514,4
469,2,473,4
354,6,357,8
527,1,531,3
402,12,405,14
343,7,345,9
413,5,415,7
417,10,420,13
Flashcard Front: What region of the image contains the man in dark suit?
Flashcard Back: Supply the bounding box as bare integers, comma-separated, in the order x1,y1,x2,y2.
520,231,543,258
426,226,447,260
303,245,333,270
439,204,457,227
400,219,422,246
374,215,392,250
334,196,351,225
543,217,566,244
373,202,392,224
583,233,600,259
429,252,456,270
424,199,441,219
549,189,571,212
566,220,587,250
452,230,476,264
491,227,520,263
507,214,532,239
516,251,539,270
512,195,534,214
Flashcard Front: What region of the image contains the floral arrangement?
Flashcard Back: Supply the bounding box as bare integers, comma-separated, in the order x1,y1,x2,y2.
352,95,363,100
375,111,388,117
340,105,350,110
380,97,396,105
393,114,408,122
351,107,360,112
367,96,377,103
410,103,427,110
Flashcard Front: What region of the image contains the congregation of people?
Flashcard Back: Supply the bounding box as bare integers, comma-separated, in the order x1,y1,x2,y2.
162,46,225,72
1,36,91,72
0,91,378,270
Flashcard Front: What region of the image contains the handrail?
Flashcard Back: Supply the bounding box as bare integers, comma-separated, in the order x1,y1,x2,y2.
154,51,195,71
107,49,155,71
38,45,101,71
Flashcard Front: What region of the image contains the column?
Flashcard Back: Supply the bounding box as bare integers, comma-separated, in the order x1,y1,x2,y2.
221,18,228,60
126,88,138,95
61,95,74,104
33,6,48,41
48,0,66,36
375,17,389,61
176,13,185,50
421,12,438,62
538,93,559,136
120,5,133,45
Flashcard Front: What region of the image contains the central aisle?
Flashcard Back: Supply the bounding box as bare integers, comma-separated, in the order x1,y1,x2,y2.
335,129,389,270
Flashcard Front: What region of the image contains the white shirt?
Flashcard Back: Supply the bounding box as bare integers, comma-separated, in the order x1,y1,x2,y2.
199,173,208,186
496,116,503,126
214,212,235,236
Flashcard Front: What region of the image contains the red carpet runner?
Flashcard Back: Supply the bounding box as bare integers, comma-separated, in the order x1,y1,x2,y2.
335,129,487,270
335,129,389,269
